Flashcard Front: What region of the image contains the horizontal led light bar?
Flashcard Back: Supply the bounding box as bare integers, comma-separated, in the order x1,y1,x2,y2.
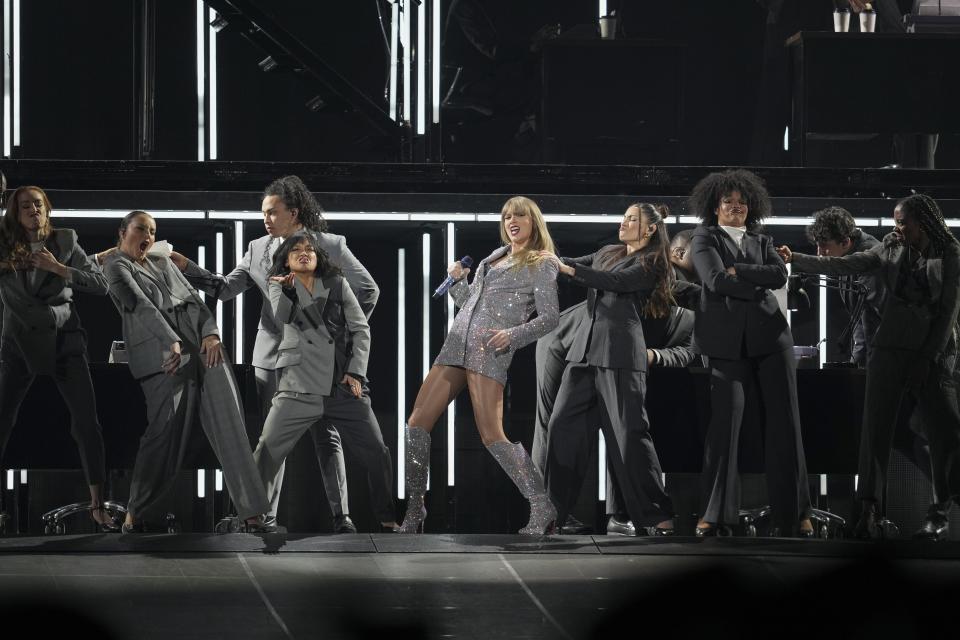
52,209,207,219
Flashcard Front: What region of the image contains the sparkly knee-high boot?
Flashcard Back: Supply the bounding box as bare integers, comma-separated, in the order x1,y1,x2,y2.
397,425,431,533
487,441,557,535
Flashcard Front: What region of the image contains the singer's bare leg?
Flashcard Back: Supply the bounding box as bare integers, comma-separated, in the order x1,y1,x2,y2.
407,365,468,431
465,371,507,445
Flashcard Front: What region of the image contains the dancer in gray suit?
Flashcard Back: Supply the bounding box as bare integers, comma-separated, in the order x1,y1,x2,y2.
0,185,118,531
252,231,396,530
780,194,960,540
540,204,680,536
171,175,379,533
105,211,271,533
398,196,560,535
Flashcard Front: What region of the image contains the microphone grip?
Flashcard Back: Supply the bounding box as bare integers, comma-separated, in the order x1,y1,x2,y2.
432,255,473,299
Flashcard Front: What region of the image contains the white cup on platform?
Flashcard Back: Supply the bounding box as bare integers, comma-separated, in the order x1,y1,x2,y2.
860,11,876,33
599,15,617,40
833,10,851,32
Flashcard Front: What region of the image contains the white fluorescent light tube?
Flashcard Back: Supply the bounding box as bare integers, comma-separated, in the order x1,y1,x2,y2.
234,221,244,364
402,0,411,124
432,0,440,124
51,209,207,220
446,222,456,486
417,0,426,135
197,245,206,301
12,0,20,148
410,213,477,222
854,218,881,227
215,232,224,333
544,215,622,224
215,469,223,492
819,276,827,369
763,217,816,226
5,469,13,490
208,7,218,160
389,1,399,121
477,214,503,223
2,0,11,158
597,431,606,501
397,248,406,499
422,233,430,380
325,212,411,221
197,469,206,498
209,211,263,220
677,216,700,224
19,469,26,484
196,0,206,161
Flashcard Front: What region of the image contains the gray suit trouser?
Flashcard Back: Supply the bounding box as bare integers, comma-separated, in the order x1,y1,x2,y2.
254,385,395,523
859,348,960,517
0,338,106,485
255,367,347,518
545,363,673,527
128,308,269,521
701,348,811,532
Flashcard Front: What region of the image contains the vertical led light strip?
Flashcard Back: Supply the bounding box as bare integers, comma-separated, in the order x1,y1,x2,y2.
422,233,430,379
195,0,206,161
208,7,218,160
597,431,607,501
432,0,440,124
215,469,223,492
2,0,11,157
599,0,607,18
397,248,406,499
234,221,244,363
19,469,26,484
389,2,399,120
197,245,207,301
197,469,206,498
416,0,426,134
784,263,791,327
819,275,827,368
446,223,455,486
5,469,13,490
12,0,19,148
215,232,224,334
402,0,411,124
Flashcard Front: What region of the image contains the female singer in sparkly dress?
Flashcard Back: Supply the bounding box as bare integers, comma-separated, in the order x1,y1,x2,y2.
397,196,560,534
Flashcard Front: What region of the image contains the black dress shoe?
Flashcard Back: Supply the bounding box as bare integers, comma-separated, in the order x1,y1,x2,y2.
606,516,637,537
559,514,592,535
913,515,949,541
853,502,881,540
121,521,147,534
334,514,358,534
245,515,284,533
695,524,732,537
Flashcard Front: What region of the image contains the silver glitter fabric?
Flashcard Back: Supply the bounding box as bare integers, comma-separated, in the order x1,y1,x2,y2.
434,246,560,385
397,424,431,533
486,440,558,535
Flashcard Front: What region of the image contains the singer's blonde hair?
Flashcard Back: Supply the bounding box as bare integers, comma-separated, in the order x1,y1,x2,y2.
498,196,555,271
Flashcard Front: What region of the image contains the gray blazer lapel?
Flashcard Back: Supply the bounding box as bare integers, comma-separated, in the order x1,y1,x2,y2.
295,278,330,329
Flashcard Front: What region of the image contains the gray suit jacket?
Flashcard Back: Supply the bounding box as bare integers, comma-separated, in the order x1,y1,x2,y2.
269,274,370,395
183,231,378,370
104,252,219,380
791,236,960,363
0,228,108,374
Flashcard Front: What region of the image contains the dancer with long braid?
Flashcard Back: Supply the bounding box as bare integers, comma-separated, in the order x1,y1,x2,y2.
779,194,960,540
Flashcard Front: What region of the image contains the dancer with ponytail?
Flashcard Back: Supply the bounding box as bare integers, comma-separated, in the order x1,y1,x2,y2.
540,203,678,535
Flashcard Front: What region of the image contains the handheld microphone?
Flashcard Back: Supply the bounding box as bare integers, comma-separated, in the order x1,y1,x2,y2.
432,256,473,298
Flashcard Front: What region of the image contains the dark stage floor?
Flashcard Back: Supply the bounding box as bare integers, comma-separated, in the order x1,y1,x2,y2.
1,534,960,640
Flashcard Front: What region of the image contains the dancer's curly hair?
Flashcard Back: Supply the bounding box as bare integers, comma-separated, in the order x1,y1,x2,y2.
260,175,328,269
0,185,54,271
687,169,772,231
806,206,856,246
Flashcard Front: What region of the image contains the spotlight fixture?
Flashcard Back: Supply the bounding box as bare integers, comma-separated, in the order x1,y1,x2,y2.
305,95,326,112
